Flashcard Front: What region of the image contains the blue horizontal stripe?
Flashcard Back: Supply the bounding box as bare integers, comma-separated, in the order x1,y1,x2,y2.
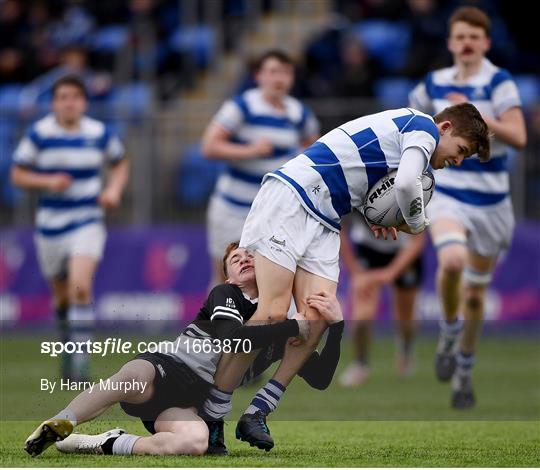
272,171,341,230
262,387,281,401
304,142,351,216
37,217,101,237
37,136,108,151
447,155,507,173
35,167,100,179
218,192,252,208
346,127,388,190
393,113,439,145
489,69,513,90
252,397,271,413
436,186,507,206
245,115,295,130
229,136,297,159
226,167,263,185
39,196,98,209
427,82,492,101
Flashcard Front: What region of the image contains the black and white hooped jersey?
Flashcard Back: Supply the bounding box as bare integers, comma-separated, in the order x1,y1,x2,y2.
265,107,439,232
162,284,257,383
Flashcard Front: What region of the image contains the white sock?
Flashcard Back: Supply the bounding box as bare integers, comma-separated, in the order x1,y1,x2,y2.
53,409,77,427
112,433,140,455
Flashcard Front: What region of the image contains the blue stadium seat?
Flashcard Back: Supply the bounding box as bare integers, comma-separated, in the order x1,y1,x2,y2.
514,75,539,108
0,113,18,207
374,78,415,108
176,143,224,207
354,20,411,73
107,83,152,119
89,25,129,53
0,84,23,113
169,25,216,68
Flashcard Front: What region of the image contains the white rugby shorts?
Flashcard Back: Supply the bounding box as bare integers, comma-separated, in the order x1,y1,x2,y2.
240,178,340,282
35,222,106,280
426,191,514,257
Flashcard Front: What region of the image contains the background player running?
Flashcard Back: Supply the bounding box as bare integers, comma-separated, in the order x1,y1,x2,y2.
409,6,527,408
339,215,425,386
202,49,319,286
200,103,490,450
11,76,129,381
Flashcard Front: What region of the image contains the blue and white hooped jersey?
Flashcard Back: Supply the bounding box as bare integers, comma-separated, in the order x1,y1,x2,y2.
211,88,319,210
13,114,125,237
409,58,522,207
265,108,439,232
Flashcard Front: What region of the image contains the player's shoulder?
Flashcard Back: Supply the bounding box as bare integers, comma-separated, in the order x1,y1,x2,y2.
80,115,108,137
483,60,515,88
429,66,457,85
208,283,244,302
231,87,258,106
30,114,56,137
284,95,312,123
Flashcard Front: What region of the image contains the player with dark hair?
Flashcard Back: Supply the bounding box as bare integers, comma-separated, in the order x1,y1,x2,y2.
11,75,129,381
409,6,527,408
200,102,490,450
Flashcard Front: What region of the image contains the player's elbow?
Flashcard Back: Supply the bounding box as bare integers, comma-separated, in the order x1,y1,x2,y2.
201,139,220,159
309,377,331,390
10,165,25,188
513,132,527,150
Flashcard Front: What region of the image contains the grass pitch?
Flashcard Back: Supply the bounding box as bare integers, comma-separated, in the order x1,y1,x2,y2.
1,330,539,467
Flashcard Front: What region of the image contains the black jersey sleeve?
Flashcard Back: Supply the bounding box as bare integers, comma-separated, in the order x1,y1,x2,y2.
206,286,299,348
212,317,300,349
205,285,245,324
297,321,344,390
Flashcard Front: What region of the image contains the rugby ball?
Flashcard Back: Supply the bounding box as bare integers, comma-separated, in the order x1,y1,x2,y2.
363,169,435,227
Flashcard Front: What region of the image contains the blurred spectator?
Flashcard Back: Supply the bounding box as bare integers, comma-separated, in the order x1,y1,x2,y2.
0,0,27,49
399,0,449,79
334,34,380,97
335,0,408,21
20,46,113,111
300,15,350,97
0,48,30,84
524,105,540,218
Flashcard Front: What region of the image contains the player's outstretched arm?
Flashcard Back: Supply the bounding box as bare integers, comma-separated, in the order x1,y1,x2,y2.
212,314,306,350
201,121,273,161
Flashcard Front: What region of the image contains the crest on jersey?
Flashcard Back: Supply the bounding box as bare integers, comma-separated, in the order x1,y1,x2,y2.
226,297,236,309
472,87,485,100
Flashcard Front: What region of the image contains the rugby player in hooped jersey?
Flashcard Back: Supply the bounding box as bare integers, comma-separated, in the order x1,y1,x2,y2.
11,76,129,381
200,102,490,450
409,6,526,409
202,49,320,287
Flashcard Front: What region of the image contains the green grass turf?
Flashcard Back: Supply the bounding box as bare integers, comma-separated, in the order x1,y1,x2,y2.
1,331,539,467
